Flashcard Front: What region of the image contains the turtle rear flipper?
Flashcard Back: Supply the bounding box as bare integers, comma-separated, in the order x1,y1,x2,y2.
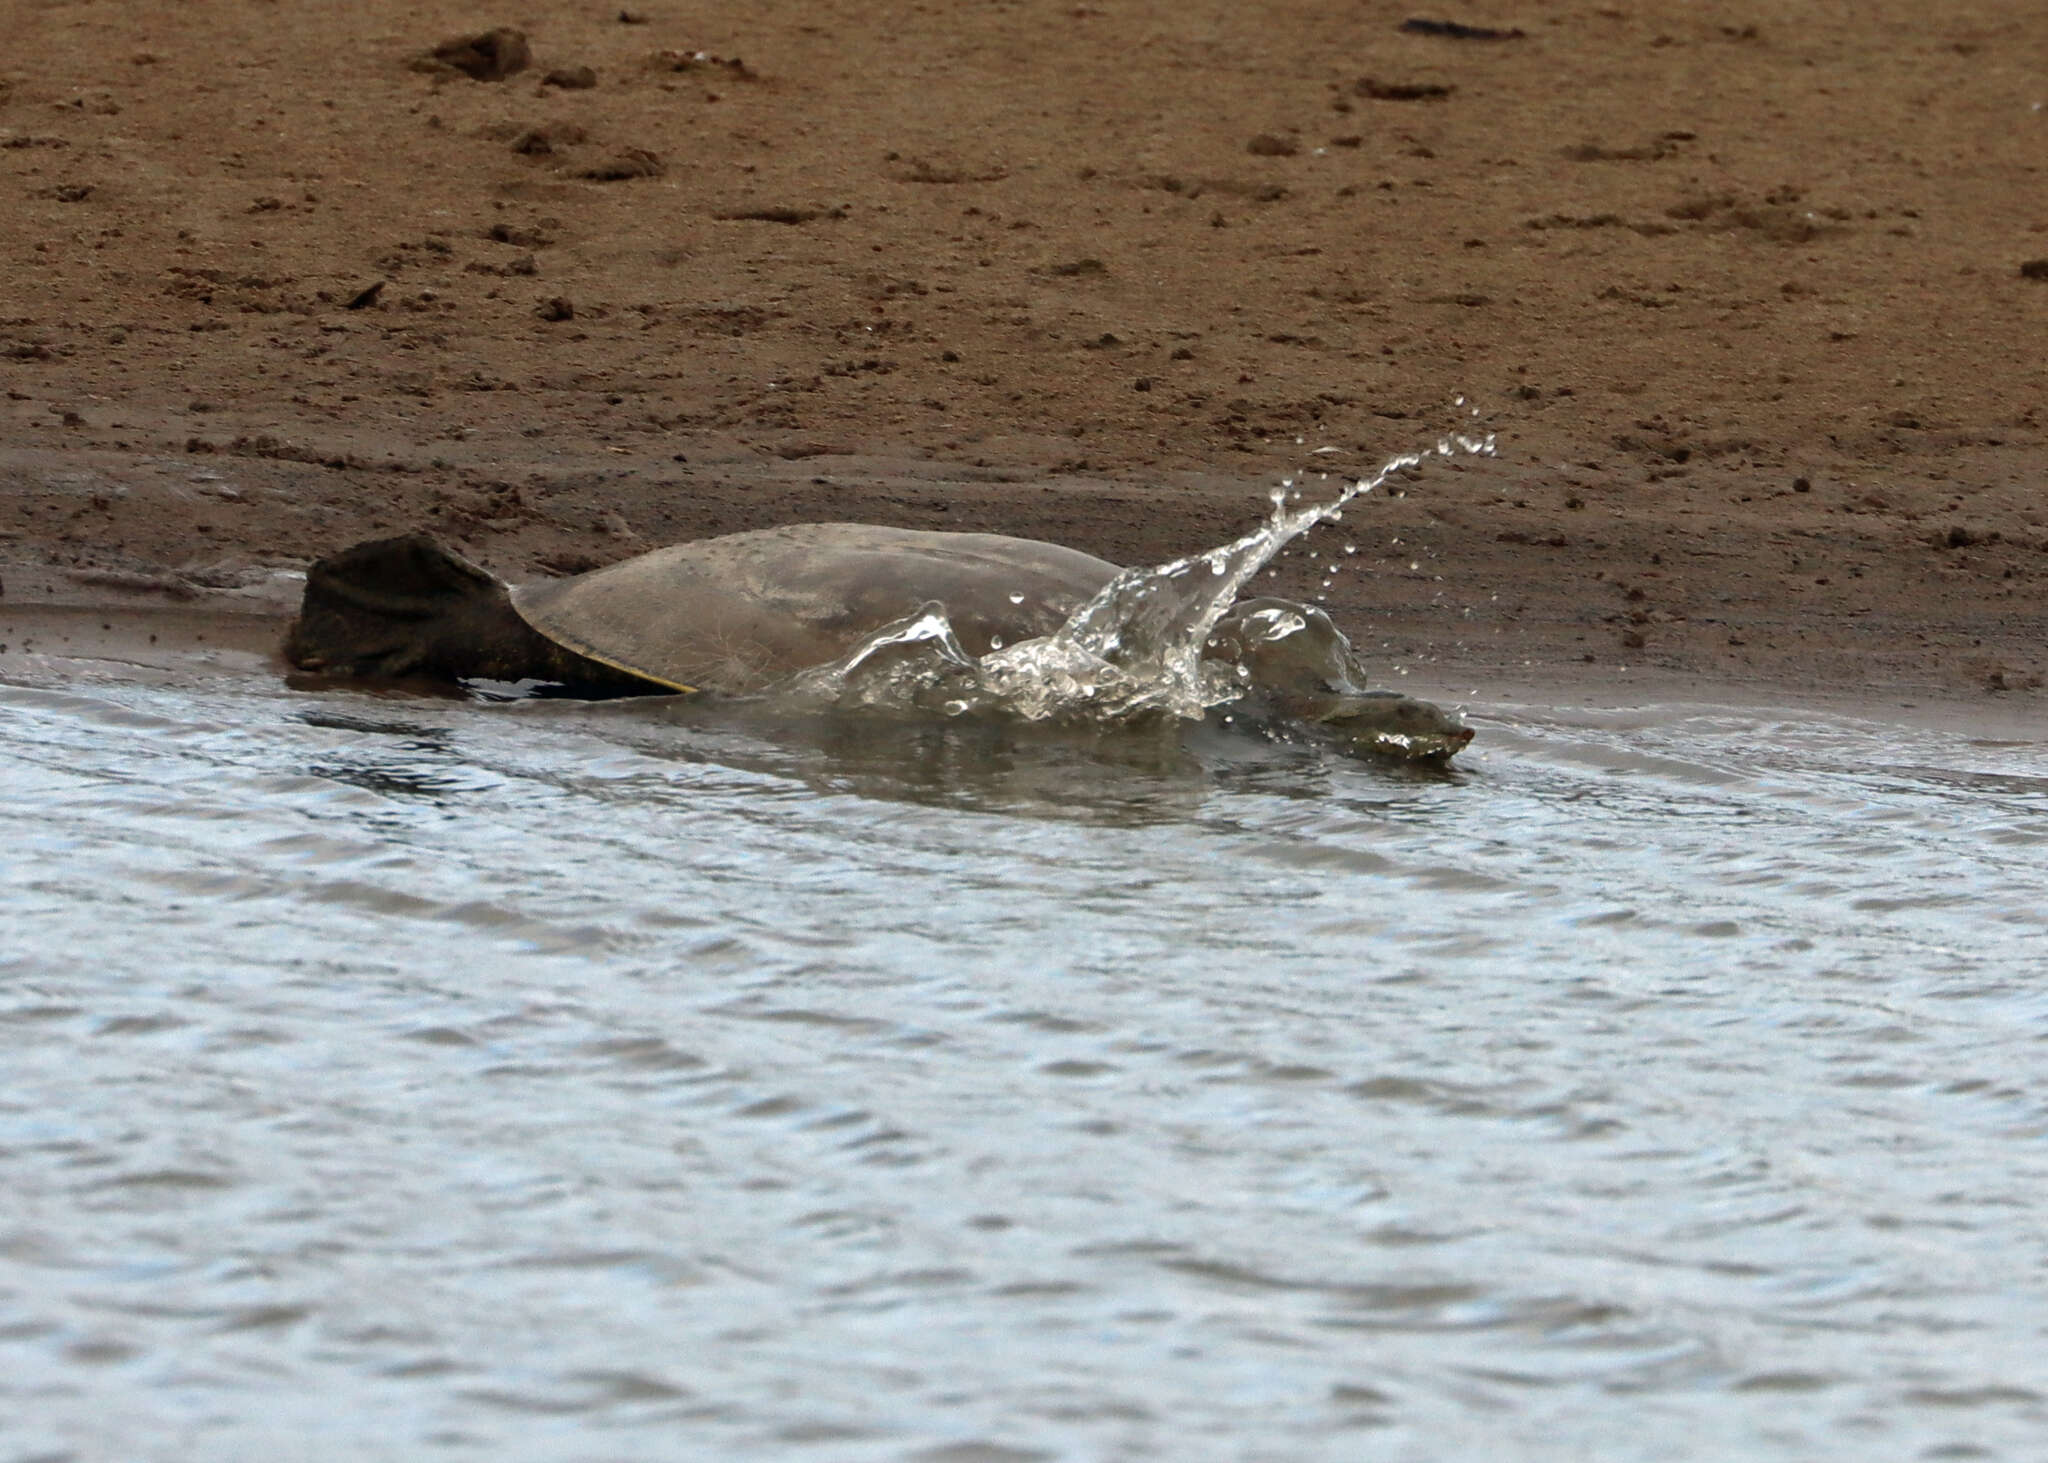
285,533,634,688
285,534,501,678
299,534,501,622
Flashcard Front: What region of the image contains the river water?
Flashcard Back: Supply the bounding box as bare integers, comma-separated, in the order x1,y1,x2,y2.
4,648,2047,1462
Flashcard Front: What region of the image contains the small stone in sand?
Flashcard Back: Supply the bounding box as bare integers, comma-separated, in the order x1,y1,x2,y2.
580,148,664,181
420,29,531,82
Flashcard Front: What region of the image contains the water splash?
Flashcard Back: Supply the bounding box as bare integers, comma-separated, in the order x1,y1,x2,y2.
773,434,1495,726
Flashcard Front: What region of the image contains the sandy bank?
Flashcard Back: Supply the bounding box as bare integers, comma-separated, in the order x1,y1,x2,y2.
2,1,2043,703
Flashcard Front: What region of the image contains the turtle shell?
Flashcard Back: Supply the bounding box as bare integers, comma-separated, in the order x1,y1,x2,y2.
509,522,1121,693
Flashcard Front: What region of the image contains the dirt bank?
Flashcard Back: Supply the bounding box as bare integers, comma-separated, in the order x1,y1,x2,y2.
4,1,2044,699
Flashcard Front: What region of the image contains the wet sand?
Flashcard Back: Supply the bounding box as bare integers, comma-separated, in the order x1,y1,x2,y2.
3,1,2045,701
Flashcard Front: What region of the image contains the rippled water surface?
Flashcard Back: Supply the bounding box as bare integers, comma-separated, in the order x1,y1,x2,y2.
5,659,2047,1462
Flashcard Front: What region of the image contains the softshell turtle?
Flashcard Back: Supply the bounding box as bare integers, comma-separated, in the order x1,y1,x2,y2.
284,524,1473,760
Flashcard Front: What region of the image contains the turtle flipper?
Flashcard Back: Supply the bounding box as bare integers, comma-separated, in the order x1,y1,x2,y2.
297,534,501,621
286,533,553,684
286,534,660,692
1206,598,1374,700
284,534,499,679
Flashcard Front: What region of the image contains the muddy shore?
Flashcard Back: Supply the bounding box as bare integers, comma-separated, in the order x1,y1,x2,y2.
4,1,2044,701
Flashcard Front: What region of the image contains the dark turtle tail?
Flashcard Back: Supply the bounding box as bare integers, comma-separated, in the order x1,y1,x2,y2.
285,533,615,686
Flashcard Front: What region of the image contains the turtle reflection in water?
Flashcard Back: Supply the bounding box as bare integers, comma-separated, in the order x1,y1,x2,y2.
284,524,1474,762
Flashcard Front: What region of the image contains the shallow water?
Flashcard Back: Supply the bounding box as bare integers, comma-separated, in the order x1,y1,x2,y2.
4,659,2048,1462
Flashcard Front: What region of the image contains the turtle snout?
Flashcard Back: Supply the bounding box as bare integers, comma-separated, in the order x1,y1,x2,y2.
1311,690,1475,760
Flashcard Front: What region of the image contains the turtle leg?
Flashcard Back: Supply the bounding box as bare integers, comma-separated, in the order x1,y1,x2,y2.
285,534,545,683
1206,598,1374,700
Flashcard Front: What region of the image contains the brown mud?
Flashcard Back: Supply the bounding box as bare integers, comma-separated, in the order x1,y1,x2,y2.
3,2,2045,702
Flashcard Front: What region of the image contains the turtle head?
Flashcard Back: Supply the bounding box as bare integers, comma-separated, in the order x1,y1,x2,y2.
1204,598,1473,761
1307,689,1475,762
